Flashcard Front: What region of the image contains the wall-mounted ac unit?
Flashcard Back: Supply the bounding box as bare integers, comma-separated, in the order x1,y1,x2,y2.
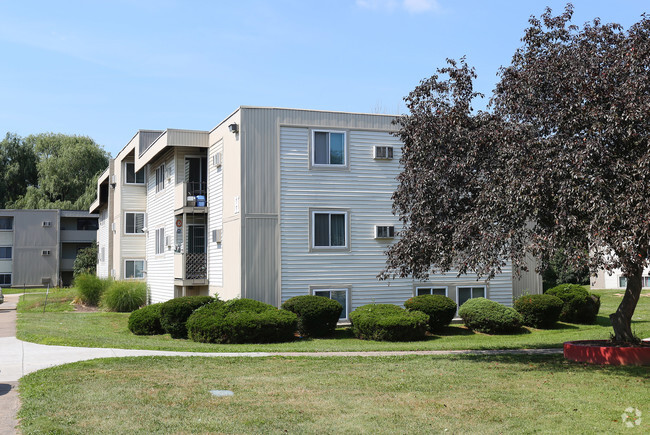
112,222,116,232
375,225,395,239
165,235,172,246
42,250,51,256
212,229,222,243
213,152,223,168
42,221,52,227
373,146,394,160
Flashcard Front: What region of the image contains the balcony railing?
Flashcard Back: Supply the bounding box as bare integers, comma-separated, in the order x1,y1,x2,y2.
186,253,207,279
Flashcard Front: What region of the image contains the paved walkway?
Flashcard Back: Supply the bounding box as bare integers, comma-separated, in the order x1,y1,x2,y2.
0,293,562,434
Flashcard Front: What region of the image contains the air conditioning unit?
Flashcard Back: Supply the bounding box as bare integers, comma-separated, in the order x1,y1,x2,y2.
375,225,395,239
373,146,394,160
165,235,172,246
112,222,116,232
212,229,222,243
166,166,173,180
42,250,51,256
42,221,52,227
213,152,223,168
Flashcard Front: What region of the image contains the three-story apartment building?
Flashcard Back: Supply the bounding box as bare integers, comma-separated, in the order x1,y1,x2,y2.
91,107,542,318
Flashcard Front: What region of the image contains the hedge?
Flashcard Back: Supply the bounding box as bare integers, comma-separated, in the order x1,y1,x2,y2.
546,284,600,324
128,303,164,335
159,296,215,338
281,295,342,337
187,298,297,344
404,294,457,331
458,298,523,334
349,304,429,341
513,294,564,328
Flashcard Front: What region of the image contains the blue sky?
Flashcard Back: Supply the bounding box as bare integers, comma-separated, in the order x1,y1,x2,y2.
1,0,647,157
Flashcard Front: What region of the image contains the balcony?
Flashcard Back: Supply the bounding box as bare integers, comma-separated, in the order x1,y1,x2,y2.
60,258,75,271
174,252,208,286
60,230,97,243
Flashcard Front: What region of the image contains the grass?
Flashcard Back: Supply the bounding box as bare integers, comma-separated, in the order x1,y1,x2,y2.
18,354,649,434
1,287,48,295
16,288,650,352
16,287,78,312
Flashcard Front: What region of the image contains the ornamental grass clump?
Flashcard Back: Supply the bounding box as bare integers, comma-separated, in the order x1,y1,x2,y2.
458,298,523,334
546,284,601,324
101,281,147,312
513,294,564,329
159,296,215,339
349,304,428,342
281,295,342,337
404,294,457,332
186,298,297,344
128,303,164,335
74,273,111,306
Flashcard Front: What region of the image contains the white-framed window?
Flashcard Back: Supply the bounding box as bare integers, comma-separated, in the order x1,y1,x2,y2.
0,217,12,230
125,212,145,234
619,276,627,288
155,228,165,254
125,259,145,279
125,162,145,184
155,164,165,193
457,286,486,308
643,276,650,288
0,273,11,285
312,130,346,166
312,210,347,249
416,286,448,297
313,288,349,320
0,247,11,259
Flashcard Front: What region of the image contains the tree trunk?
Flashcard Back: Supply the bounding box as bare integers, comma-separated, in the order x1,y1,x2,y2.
609,267,642,343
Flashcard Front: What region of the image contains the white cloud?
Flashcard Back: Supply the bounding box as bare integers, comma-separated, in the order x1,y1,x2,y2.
356,0,440,14
403,0,439,13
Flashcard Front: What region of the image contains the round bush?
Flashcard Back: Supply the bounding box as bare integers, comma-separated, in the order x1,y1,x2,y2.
458,298,523,334
74,273,111,306
160,296,215,338
128,303,164,335
187,298,298,344
281,295,342,337
349,304,429,342
546,284,601,324
101,281,147,312
404,295,457,331
513,294,564,328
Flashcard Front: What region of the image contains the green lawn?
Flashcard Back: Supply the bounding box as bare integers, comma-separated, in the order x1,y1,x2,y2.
16,288,650,352
18,354,649,434
1,287,48,295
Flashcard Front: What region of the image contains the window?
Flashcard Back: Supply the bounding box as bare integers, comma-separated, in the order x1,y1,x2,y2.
643,276,650,288
0,273,11,285
416,287,447,297
312,211,347,248
156,164,165,193
619,277,627,288
155,228,165,254
125,162,145,184
313,288,349,320
0,247,11,259
125,260,145,279
457,286,486,308
125,212,145,234
0,217,13,230
312,131,346,166
77,218,98,231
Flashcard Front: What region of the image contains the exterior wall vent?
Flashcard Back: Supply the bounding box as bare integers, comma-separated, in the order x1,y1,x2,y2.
165,235,172,246
373,146,394,160
42,221,52,227
375,225,395,239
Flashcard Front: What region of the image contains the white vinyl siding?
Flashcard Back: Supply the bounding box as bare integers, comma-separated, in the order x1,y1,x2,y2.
208,140,224,289
311,210,347,249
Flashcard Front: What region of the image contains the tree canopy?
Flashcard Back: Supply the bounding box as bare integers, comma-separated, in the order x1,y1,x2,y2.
384,5,650,342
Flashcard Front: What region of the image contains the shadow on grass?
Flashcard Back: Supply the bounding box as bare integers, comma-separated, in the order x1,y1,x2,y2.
596,315,612,327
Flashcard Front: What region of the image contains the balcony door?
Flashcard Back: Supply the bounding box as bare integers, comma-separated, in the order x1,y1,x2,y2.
185,156,207,197
187,224,206,254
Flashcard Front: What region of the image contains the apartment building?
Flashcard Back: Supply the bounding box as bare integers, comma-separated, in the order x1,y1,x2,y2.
91,107,542,318
0,209,98,287
591,268,650,289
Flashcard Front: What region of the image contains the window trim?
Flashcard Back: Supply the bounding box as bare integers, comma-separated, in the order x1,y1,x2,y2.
124,212,146,235
124,259,145,279
124,162,146,185
309,209,350,251
0,273,11,286
310,130,348,169
415,286,448,297
155,227,165,255
310,286,350,321
155,163,165,193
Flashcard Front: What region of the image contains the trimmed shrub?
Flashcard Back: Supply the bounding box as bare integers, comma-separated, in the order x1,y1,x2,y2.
101,281,147,312
281,295,342,337
546,284,600,324
458,298,523,334
187,298,298,344
74,273,110,306
349,304,429,342
513,294,564,328
404,295,457,332
128,303,164,335
160,296,215,339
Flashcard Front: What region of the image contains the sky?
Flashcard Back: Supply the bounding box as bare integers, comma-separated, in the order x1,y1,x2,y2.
1,0,648,157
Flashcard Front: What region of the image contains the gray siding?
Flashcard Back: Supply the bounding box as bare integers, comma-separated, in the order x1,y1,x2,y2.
243,217,278,305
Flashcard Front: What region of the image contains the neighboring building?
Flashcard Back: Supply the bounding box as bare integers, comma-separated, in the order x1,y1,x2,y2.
91,107,542,318
0,209,98,287
591,268,650,289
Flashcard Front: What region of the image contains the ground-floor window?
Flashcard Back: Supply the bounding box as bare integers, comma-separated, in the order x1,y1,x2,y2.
644,276,650,288
416,286,447,297
125,260,145,279
0,273,11,286
313,288,349,320
457,286,486,308
619,276,627,288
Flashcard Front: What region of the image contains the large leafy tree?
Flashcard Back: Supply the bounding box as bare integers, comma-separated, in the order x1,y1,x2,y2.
0,133,38,208
384,5,650,343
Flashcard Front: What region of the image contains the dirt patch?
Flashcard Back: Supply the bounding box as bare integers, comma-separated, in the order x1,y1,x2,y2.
613,293,650,297
72,303,99,313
